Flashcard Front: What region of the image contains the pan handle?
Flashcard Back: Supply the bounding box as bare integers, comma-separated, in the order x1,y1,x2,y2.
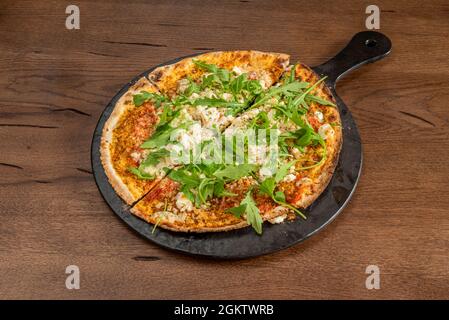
313,31,392,88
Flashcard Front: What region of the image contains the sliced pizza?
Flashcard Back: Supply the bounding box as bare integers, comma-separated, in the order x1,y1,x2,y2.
100,77,164,205
130,62,341,233
101,53,342,234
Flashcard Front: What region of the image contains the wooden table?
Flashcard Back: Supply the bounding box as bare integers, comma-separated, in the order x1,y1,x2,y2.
1,0,448,300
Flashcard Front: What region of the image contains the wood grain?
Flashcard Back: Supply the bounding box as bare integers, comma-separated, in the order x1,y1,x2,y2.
1,0,448,299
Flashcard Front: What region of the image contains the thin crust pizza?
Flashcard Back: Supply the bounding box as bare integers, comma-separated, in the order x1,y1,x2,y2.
101,50,342,234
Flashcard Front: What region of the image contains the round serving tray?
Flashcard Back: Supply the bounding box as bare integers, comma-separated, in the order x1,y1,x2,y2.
91,31,391,259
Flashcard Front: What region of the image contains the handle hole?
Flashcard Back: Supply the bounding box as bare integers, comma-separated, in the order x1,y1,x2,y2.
365,39,377,48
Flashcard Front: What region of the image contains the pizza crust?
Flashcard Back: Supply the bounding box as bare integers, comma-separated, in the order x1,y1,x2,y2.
131,200,289,233
100,77,159,205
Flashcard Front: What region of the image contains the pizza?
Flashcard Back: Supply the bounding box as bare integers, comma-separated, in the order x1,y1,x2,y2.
100,51,342,234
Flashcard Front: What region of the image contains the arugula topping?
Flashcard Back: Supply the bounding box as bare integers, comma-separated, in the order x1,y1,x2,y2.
168,163,257,207
191,60,264,115
257,160,306,219
140,148,170,167
127,167,154,180
133,91,167,107
214,164,257,180
193,97,245,109
251,81,308,109
226,190,263,234
140,124,176,149
193,60,231,83
258,178,306,219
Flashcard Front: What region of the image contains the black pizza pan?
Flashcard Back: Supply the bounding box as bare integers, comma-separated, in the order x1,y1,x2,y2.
91,31,391,259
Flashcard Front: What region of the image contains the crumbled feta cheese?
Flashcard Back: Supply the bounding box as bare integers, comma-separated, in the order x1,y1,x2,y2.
315,110,324,123
283,173,296,182
142,156,173,177
259,167,274,178
142,165,157,176
190,92,200,100
175,192,194,212
170,108,193,127
222,93,233,101
318,123,334,140
178,130,195,150
204,88,216,99
177,78,190,93
232,66,244,75
296,177,313,187
155,211,186,223
268,214,287,224
196,106,221,127
291,147,303,159
130,151,142,163
259,72,272,89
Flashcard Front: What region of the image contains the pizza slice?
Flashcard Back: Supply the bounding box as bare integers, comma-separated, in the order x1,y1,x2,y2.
101,77,165,205
274,63,342,209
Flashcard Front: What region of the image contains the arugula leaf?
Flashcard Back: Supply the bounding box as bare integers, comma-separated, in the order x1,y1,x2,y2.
289,64,297,83
128,167,154,180
198,178,215,203
291,108,306,127
294,128,313,147
184,78,200,96
158,105,180,127
259,177,276,197
244,80,263,95
251,81,309,109
214,164,257,180
168,168,200,186
140,148,170,167
140,125,175,149
230,74,246,94
193,60,230,83
141,121,191,149
305,94,336,107
296,147,327,171
249,111,270,129
133,91,166,107
227,190,262,234
275,160,297,183
258,176,306,220
226,204,246,218
290,77,327,109
274,191,286,202
213,179,237,197
241,190,263,234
